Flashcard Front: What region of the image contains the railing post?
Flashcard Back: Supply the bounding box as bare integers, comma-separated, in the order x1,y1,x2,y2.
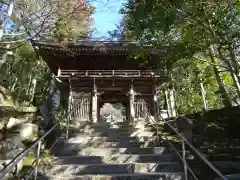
66,114,70,141
34,140,42,180
181,137,188,180
156,123,159,144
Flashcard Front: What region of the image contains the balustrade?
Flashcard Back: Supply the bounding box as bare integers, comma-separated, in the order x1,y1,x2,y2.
58,70,164,78
134,100,150,119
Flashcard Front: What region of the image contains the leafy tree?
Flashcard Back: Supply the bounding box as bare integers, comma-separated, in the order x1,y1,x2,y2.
172,57,228,114
0,0,94,43
0,0,94,106
0,43,52,105
122,0,240,112
49,0,94,42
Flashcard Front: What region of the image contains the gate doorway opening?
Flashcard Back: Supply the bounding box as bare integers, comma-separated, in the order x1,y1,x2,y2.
99,103,126,125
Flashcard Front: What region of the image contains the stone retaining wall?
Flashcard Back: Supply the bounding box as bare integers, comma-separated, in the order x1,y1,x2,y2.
186,106,240,145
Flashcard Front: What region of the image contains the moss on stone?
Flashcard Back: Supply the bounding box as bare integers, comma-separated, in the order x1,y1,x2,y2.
22,153,35,166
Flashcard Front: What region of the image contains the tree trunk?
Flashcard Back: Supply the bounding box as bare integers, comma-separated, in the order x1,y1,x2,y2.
218,46,240,98
164,88,176,117
169,88,176,117
10,76,18,91
209,46,232,107
29,79,37,104
164,90,171,117
26,72,33,95
228,44,240,83
200,82,208,111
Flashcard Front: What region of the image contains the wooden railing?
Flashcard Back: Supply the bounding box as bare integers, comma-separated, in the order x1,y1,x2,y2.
134,100,150,119
57,70,166,78
70,97,90,121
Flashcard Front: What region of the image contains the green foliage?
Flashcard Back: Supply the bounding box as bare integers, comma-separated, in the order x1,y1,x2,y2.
50,0,94,42
172,57,224,114
0,0,94,115
0,43,51,106
122,0,240,113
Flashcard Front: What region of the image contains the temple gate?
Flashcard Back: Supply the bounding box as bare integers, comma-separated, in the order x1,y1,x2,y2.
33,40,168,122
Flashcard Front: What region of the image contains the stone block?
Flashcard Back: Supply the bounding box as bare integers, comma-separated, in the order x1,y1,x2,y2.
20,123,38,143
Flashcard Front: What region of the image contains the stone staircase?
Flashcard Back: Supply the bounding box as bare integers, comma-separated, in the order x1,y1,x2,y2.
44,120,184,180
193,141,240,179
161,124,240,179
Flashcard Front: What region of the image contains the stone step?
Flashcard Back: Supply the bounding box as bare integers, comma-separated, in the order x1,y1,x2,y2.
75,121,147,127
54,154,178,164
55,147,173,157
62,140,157,148
47,172,183,180
208,154,240,161
49,163,183,175
215,174,240,180
78,126,153,134
54,146,188,157
213,161,240,174
200,147,240,155
187,160,240,178
67,135,157,144
55,146,180,156
73,130,155,137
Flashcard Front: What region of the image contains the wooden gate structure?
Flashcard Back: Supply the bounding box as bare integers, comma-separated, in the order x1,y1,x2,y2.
33,40,168,122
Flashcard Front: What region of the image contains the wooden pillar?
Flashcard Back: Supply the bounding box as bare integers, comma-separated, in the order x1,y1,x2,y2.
97,99,101,122
129,85,135,121
145,97,153,116
66,80,73,139
153,84,159,117
125,102,130,123
68,79,73,121
92,79,98,123
85,96,90,121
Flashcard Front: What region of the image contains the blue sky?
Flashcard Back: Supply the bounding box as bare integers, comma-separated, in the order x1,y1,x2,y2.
91,0,126,38
1,0,126,38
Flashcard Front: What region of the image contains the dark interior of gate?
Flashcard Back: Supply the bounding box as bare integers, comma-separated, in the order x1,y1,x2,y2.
34,40,168,122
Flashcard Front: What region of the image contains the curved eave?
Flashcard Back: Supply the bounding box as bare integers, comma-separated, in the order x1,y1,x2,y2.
32,40,159,56
32,40,168,74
